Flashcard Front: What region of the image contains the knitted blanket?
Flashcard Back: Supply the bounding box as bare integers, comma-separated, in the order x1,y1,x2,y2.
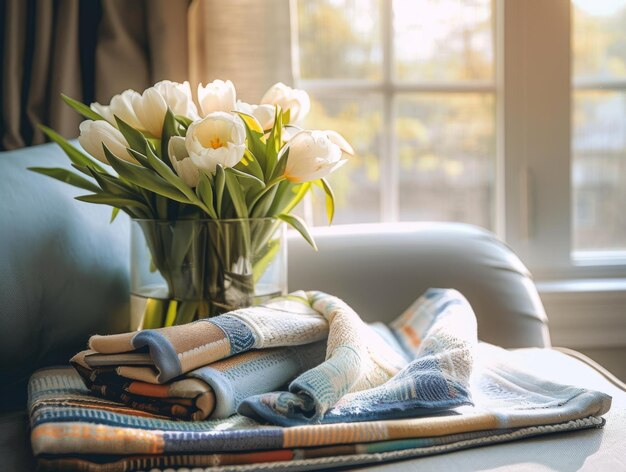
29,289,612,471
239,288,476,425
29,345,610,471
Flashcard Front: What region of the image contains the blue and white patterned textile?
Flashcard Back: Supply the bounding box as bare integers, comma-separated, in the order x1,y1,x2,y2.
239,289,477,425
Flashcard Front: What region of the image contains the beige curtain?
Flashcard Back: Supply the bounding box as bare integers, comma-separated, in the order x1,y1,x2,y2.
1,0,189,151
188,0,293,103
0,0,292,151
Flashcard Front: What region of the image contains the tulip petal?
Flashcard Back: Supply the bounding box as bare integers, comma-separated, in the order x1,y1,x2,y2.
325,130,355,155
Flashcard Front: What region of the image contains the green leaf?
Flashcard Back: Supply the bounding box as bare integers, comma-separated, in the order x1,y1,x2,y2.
249,185,278,217
234,111,263,133
264,107,283,178
253,237,281,284
276,181,312,216
215,165,226,217
270,147,289,181
161,108,180,166
126,148,151,168
110,207,120,223
114,115,147,153
138,145,213,215
277,213,317,251
196,173,218,219
320,178,335,225
103,145,189,203
38,124,106,173
228,166,265,189
235,149,264,182
235,112,267,175
86,168,132,194
28,167,101,193
175,115,193,128
224,169,249,219
175,301,199,325
76,193,151,214
61,94,103,121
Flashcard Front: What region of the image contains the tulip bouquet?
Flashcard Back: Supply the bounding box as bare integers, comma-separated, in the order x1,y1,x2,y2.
31,80,352,326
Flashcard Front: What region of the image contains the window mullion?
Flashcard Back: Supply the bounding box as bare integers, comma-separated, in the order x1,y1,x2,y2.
501,0,572,275
381,0,397,222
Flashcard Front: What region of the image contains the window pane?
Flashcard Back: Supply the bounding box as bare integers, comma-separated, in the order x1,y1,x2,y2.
393,0,494,82
300,95,383,225
396,93,495,228
296,0,382,80
572,1,626,80
572,91,626,251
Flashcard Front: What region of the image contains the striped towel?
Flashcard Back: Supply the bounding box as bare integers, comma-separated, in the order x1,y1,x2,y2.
71,342,326,420
76,291,328,384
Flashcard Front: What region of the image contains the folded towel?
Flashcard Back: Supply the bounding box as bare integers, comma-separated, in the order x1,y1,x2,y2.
71,342,327,420
77,291,328,383
239,288,476,425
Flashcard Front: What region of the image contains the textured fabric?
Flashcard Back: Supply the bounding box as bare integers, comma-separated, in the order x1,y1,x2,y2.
29,290,611,472
188,0,293,103
0,142,131,414
72,342,326,420
0,0,190,151
240,289,475,425
34,418,605,472
75,292,328,384
28,344,611,466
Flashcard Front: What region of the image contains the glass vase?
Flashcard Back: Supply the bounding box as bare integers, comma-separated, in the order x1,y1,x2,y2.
130,218,287,330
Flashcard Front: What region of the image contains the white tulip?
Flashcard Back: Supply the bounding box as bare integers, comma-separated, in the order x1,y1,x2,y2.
168,136,201,187
261,82,310,124
168,112,246,186
279,130,353,183
153,80,199,120
197,79,236,116
90,89,143,129
78,120,136,165
132,87,168,138
235,100,277,130
90,82,198,139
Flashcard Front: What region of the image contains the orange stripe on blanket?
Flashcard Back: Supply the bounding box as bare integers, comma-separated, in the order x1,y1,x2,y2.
127,381,171,398
401,324,421,348
31,423,164,456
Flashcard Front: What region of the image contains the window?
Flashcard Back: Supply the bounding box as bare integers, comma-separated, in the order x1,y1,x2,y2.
294,0,495,227
293,0,626,279
572,0,626,256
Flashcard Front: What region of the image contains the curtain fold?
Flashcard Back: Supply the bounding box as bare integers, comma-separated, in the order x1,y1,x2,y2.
0,0,291,151
189,0,293,103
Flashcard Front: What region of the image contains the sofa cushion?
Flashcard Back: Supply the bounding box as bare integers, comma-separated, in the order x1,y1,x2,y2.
0,411,36,471
0,142,129,412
